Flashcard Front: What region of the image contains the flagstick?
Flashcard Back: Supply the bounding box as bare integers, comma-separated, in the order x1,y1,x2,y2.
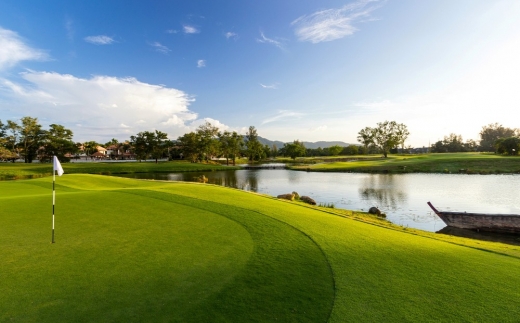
52,170,55,244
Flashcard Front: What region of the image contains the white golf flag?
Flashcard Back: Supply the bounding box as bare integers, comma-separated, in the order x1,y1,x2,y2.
53,156,64,176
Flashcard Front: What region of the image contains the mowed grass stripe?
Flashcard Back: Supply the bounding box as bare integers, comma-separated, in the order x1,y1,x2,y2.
120,189,335,323
1,189,254,322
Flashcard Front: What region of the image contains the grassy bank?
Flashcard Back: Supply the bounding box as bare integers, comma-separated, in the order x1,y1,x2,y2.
288,153,520,174
1,175,519,322
0,160,239,180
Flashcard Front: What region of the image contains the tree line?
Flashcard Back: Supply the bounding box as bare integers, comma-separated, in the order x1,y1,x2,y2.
0,117,312,163
429,123,520,155
2,116,518,163
0,117,76,163
357,121,520,156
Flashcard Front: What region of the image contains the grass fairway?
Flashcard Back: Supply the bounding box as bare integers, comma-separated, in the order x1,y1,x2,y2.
1,175,520,322
289,153,520,174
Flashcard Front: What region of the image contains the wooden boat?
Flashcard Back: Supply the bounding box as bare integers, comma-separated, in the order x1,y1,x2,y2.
427,202,520,233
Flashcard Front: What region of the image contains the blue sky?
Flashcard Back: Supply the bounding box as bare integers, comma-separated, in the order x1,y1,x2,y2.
1,0,519,146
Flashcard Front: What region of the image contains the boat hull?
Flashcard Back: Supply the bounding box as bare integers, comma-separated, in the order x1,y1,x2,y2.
428,202,520,233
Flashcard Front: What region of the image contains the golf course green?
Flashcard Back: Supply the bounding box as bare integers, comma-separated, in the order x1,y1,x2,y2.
2,175,520,322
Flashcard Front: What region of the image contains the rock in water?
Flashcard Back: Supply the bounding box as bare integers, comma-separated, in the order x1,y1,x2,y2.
301,196,316,205
277,193,295,201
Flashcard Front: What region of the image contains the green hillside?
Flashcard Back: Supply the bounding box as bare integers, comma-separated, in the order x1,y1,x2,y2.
1,175,519,322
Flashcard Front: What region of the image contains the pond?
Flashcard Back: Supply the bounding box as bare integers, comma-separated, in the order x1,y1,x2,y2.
115,169,520,233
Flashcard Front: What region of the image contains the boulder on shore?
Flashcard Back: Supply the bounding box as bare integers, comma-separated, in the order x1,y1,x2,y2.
301,196,316,205
277,193,295,201
368,206,386,217
368,207,381,215
292,191,300,200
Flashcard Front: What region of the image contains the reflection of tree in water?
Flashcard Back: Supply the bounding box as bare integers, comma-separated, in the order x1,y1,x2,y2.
358,175,407,209
243,172,259,192
192,170,259,192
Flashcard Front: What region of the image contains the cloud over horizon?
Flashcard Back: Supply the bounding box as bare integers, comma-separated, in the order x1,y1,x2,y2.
292,0,382,43
0,71,202,141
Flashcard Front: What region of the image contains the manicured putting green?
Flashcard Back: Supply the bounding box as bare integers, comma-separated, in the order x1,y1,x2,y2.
0,176,333,322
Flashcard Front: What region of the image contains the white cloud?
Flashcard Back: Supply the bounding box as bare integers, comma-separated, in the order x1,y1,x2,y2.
310,125,328,132
0,71,198,141
197,59,206,68
186,118,230,133
65,17,74,41
183,25,199,34
0,27,49,71
256,32,285,50
292,0,383,43
225,32,237,39
261,110,304,125
150,42,171,54
84,35,115,45
166,29,178,34
260,83,278,89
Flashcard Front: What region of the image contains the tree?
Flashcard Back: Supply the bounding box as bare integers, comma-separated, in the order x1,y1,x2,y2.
371,121,399,158
430,133,467,153
0,120,18,161
271,144,278,158
0,119,5,139
4,120,20,157
495,137,520,155
130,130,169,163
479,123,516,152
357,127,374,154
196,122,220,162
19,117,44,163
41,124,76,161
177,132,201,162
150,131,169,162
283,140,306,160
82,141,100,158
245,126,264,162
328,145,343,156
117,141,131,160
394,123,410,152
342,145,359,155
219,131,243,165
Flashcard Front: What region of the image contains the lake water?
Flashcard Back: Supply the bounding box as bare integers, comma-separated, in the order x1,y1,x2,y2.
115,169,520,233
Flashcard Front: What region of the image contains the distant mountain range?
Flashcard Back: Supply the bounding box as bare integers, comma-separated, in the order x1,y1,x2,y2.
257,136,354,149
